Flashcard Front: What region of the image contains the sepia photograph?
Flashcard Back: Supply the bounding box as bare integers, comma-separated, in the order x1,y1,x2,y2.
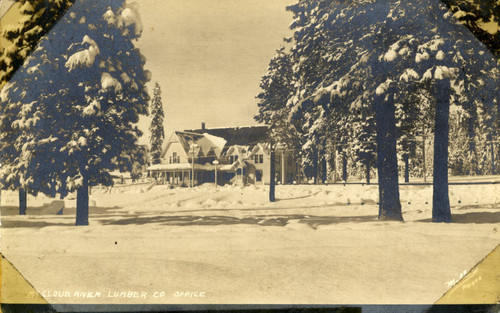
0,0,499,312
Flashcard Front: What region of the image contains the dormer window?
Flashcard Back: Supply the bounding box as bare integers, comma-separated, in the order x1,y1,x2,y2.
230,155,239,164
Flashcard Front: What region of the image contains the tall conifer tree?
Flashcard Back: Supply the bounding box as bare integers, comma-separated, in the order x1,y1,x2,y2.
149,82,165,165
0,0,150,225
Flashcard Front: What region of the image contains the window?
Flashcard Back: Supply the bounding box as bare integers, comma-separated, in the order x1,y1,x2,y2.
255,170,262,182
169,152,180,164
288,155,293,166
230,155,239,164
254,154,264,164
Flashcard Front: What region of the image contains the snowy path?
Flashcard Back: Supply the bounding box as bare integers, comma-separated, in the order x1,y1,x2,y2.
1,183,499,305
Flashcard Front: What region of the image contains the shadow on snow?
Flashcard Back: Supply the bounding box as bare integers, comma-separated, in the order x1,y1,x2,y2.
1,202,498,228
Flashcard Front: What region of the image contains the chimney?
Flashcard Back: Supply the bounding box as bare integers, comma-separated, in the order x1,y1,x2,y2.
201,122,206,131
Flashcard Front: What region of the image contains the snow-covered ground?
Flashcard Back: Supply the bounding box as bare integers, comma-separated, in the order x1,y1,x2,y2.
0,180,499,306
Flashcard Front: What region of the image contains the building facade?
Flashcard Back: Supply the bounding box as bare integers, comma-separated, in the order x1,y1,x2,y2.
147,125,298,186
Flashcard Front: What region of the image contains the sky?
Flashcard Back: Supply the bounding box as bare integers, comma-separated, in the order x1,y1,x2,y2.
0,0,19,61
2,0,497,146
133,0,296,144
0,0,295,145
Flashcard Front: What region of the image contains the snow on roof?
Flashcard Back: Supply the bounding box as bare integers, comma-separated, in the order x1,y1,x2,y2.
225,145,250,156
250,143,270,156
203,133,227,155
184,125,269,147
174,131,226,158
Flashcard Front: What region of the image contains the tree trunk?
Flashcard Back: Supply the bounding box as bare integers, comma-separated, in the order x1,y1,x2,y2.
332,144,337,183
342,154,347,183
374,91,403,221
404,154,410,183
269,151,275,202
321,156,327,183
467,111,479,175
76,176,89,226
432,78,452,223
19,188,27,215
365,159,371,185
491,142,495,175
312,148,318,184
422,135,427,183
281,150,286,184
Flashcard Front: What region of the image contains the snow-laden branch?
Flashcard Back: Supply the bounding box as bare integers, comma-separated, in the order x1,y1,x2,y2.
101,73,122,92
421,66,459,81
65,35,100,71
103,2,143,37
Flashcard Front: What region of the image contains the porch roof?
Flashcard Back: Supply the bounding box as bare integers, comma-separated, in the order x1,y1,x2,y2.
148,163,213,171
149,159,248,172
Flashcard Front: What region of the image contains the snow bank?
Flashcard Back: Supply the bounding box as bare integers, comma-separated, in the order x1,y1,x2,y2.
1,182,499,305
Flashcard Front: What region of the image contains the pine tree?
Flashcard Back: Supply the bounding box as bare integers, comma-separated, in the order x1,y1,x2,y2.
285,0,405,220
280,0,498,222
0,0,74,214
255,47,300,198
352,103,377,185
0,0,150,225
269,148,276,202
149,82,165,165
0,82,31,214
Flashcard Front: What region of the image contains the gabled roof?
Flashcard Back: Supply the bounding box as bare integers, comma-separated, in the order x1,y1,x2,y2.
172,131,226,158
184,125,269,148
249,143,270,156
225,145,250,157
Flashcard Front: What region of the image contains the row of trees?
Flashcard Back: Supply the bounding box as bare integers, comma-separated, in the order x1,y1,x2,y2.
256,0,499,222
0,0,151,225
